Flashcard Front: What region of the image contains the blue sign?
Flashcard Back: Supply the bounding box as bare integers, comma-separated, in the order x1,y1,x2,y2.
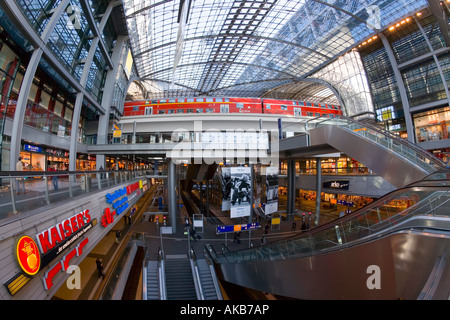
337,200,354,207
216,223,260,234
24,144,42,153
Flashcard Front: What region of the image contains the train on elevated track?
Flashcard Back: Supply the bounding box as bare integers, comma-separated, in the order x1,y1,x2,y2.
123,97,343,118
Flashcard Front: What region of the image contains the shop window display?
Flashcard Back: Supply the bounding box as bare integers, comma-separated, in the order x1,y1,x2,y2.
414,107,450,142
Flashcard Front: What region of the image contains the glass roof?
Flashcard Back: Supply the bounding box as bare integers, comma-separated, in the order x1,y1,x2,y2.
123,0,427,100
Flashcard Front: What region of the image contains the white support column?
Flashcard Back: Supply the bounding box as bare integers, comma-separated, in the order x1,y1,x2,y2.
7,0,70,170
379,33,415,143
96,35,128,148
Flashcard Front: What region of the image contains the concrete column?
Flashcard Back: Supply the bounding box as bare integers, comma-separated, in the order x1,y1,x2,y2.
287,159,296,221
168,159,177,233
314,158,322,226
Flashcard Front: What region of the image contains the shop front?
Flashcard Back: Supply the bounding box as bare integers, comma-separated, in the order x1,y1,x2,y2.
414,107,450,142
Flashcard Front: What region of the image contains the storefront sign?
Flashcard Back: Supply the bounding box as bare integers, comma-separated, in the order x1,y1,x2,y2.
24,144,42,153
6,209,96,295
36,210,92,256
16,236,41,276
323,180,350,190
102,181,143,227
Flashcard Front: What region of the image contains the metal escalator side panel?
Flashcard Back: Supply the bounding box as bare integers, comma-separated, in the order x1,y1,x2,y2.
215,230,450,300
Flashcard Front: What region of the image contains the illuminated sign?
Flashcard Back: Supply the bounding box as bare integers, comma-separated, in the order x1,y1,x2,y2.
323,180,349,190
16,236,41,276
5,209,96,295
216,223,260,234
102,181,143,227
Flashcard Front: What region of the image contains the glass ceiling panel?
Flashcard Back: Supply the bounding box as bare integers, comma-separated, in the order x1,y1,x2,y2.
124,0,429,99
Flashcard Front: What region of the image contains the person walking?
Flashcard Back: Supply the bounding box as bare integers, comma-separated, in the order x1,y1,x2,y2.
15,157,25,194
96,258,104,279
50,165,59,191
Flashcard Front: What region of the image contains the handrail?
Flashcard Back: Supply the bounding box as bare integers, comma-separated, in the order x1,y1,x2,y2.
189,247,205,300
0,169,153,222
210,183,449,264
338,116,446,168
307,115,446,171
203,246,224,300
158,247,167,300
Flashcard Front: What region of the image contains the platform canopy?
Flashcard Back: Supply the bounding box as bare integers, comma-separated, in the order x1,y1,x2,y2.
123,0,427,101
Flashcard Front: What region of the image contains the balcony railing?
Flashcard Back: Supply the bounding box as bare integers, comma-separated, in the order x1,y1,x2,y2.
0,169,162,222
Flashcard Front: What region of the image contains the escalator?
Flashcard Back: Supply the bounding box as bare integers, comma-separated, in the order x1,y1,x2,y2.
206,172,450,300
306,116,446,188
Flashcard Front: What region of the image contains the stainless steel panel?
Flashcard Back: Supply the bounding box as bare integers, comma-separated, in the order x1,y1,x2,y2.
216,231,450,300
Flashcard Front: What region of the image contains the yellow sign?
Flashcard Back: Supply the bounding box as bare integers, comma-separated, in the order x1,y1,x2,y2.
233,225,242,232
113,130,122,138
272,218,280,225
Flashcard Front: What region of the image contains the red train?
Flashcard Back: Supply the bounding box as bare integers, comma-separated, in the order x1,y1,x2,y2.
123,97,343,118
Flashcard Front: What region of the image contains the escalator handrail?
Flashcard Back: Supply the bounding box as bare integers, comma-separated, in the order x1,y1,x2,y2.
158,247,167,300
210,185,449,263
189,247,205,300
310,115,446,170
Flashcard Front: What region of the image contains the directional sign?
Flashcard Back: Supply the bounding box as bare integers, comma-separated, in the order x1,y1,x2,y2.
216,223,260,234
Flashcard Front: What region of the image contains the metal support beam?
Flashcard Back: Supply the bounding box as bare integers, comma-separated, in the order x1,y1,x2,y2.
168,159,177,233
413,15,450,107
287,159,296,221
314,157,321,226
379,33,415,143
6,0,70,170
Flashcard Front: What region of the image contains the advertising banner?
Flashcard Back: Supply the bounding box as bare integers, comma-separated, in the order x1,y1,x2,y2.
230,167,252,218
220,167,231,210
265,166,279,215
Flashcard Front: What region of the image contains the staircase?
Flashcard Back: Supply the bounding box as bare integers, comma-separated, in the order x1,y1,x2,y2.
145,261,160,300
165,256,198,300
197,259,221,300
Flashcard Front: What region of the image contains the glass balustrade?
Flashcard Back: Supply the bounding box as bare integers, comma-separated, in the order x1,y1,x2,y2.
208,185,450,264
305,116,445,174
0,169,157,221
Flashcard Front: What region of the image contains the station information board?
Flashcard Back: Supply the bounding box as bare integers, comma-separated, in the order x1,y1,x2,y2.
216,222,260,234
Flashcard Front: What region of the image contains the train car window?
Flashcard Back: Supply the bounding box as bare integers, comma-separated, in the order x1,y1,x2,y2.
186,109,194,113
281,105,287,110
236,103,244,109
177,109,184,113
306,102,312,106
315,113,320,117
168,99,176,103
187,98,195,102
197,98,205,102
205,108,214,113
307,112,313,116
144,107,152,115
206,98,214,102
158,110,165,114
196,108,203,113
133,106,139,111
298,101,304,106
224,98,229,102
266,104,271,109
160,99,168,103
168,109,174,114
151,100,158,104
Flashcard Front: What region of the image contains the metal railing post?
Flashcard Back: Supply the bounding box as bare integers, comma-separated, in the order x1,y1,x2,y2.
44,176,50,205
9,176,17,214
